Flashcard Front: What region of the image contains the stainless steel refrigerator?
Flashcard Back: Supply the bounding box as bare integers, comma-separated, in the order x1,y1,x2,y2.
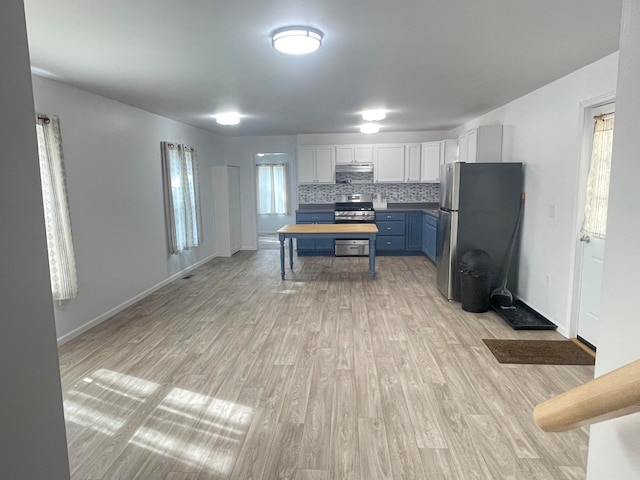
436,162,524,301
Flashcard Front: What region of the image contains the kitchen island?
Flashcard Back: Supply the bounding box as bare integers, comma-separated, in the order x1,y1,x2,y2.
277,224,379,279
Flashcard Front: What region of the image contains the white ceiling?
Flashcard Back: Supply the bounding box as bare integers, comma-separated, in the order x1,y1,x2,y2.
23,0,622,137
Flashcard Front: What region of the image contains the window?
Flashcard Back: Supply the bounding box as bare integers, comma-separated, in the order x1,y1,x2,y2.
36,114,78,301
584,113,615,238
257,164,288,215
161,142,202,254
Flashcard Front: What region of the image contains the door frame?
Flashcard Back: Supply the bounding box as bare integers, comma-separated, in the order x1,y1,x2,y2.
567,92,616,339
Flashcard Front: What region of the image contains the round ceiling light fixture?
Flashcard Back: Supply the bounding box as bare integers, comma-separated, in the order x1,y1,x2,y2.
360,123,380,134
362,110,386,122
215,112,240,125
272,26,323,55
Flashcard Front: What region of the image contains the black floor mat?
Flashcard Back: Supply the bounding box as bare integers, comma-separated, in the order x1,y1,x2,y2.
490,300,557,330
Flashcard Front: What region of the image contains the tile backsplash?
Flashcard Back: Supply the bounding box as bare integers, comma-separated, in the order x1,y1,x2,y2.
299,179,440,204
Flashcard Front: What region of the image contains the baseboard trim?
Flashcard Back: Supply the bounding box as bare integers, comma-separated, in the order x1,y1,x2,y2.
56,253,218,345
573,337,597,357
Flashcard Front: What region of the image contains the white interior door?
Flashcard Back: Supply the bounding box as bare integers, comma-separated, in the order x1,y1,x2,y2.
577,236,605,347
576,103,615,348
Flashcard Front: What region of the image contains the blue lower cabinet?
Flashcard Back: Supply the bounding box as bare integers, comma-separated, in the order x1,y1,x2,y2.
406,212,422,251
296,237,316,251
376,221,405,236
377,235,405,251
316,238,335,251
422,213,437,262
295,212,334,256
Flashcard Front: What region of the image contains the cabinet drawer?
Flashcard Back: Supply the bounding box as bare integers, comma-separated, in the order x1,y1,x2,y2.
376,212,406,222
296,212,334,223
377,236,405,251
376,221,405,236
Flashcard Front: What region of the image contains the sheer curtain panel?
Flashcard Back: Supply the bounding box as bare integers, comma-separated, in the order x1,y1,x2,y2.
584,113,615,238
36,114,78,301
161,142,202,254
257,164,288,215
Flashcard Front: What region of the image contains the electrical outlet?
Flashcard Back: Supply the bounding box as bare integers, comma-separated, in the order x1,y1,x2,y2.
548,204,556,218
544,274,551,287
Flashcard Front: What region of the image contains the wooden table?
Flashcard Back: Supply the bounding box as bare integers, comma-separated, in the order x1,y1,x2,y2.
277,224,379,279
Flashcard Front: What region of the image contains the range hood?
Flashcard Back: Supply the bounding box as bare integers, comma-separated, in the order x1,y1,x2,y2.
335,163,374,173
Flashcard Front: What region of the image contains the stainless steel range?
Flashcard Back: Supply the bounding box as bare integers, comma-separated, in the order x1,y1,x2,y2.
334,194,375,256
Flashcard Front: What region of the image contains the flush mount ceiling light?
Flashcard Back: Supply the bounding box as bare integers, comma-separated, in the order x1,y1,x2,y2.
215,112,240,125
272,26,323,55
360,123,380,134
362,110,386,122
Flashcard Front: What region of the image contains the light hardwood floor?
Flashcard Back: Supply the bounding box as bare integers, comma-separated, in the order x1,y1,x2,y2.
58,249,594,479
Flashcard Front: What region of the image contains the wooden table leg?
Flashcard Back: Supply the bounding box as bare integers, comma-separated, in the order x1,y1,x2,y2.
279,234,286,280
289,238,294,269
369,234,376,279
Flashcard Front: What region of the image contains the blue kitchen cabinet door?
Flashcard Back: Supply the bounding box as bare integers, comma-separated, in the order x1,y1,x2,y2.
422,213,437,261
406,212,422,251
421,216,429,255
316,237,335,251
295,212,334,255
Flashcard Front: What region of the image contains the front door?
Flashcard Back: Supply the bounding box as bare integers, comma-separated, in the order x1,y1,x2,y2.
576,103,615,348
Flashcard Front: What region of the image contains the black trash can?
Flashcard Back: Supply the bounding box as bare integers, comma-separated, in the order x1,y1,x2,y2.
458,249,492,313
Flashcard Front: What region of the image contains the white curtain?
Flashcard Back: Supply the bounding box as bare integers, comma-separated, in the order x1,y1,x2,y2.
161,142,202,254
36,114,78,301
257,164,288,214
584,113,615,238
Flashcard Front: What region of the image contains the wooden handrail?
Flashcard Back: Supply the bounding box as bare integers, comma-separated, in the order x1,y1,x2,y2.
533,359,640,432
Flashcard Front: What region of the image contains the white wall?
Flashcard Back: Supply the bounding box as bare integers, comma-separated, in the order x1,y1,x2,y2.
0,1,70,477
449,53,619,336
222,135,297,248
255,153,296,234
32,76,225,343
587,1,640,478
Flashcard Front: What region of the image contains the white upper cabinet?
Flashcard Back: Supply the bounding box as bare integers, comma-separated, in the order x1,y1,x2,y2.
335,145,353,164
335,145,373,164
420,142,442,182
405,143,421,182
458,125,503,163
374,144,405,183
441,139,458,164
314,146,335,182
298,147,316,183
354,145,374,163
297,146,335,184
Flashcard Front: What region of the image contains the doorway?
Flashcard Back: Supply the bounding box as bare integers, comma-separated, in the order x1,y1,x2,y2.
254,152,294,249
574,101,615,349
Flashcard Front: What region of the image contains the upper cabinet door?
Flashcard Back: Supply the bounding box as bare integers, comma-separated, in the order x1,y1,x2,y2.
336,145,373,164
420,142,441,182
354,145,374,163
374,144,405,183
441,139,458,164
314,146,335,183
405,143,421,182
458,125,502,163
458,133,469,163
335,145,354,164
467,130,478,163
297,147,316,184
